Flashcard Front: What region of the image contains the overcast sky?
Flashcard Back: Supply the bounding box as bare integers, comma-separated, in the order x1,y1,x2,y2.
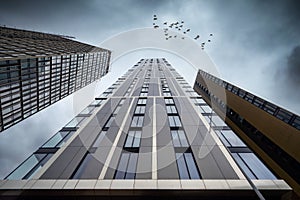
0,0,299,178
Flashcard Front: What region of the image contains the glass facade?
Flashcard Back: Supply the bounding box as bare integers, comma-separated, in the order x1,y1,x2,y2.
0,26,111,132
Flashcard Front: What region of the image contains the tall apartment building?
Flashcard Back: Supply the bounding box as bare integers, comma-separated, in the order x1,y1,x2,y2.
0,58,291,199
0,26,111,132
194,69,300,196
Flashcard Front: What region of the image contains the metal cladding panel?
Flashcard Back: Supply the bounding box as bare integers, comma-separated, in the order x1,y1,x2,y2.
157,124,172,147
141,126,152,147
136,147,152,179
40,146,82,179
132,79,144,96
184,125,205,146
59,147,87,179
113,79,131,97
157,146,179,179
191,145,224,179
210,145,239,179
104,147,122,179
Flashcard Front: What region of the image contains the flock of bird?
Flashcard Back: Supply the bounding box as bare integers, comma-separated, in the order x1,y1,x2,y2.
152,15,213,50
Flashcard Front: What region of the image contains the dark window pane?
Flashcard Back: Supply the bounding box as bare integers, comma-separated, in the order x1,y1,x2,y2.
72,153,93,179
25,154,53,179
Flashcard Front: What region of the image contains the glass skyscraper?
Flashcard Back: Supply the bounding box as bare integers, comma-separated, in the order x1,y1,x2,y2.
1,58,291,199
0,26,111,132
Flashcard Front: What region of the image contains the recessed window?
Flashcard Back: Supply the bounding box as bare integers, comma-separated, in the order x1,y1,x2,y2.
65,117,85,128
42,131,75,148
176,153,200,179
135,106,146,114
72,153,93,179
164,98,174,105
124,130,141,148
137,98,147,105
92,131,107,148
171,130,189,147
168,116,182,127
166,105,177,114
114,152,138,179
232,153,276,179
131,116,144,127
6,153,53,180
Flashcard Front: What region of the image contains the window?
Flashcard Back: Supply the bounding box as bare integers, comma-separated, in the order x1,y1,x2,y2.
232,153,276,179
176,153,200,179
163,91,172,96
166,105,177,114
168,116,182,127
42,131,75,148
140,92,148,97
72,153,93,179
171,130,189,147
135,106,145,114
104,116,115,128
65,117,85,128
114,152,138,179
137,98,147,105
216,130,246,147
164,98,174,105
131,116,144,127
80,106,95,114
92,131,107,147
6,153,53,180
124,131,141,148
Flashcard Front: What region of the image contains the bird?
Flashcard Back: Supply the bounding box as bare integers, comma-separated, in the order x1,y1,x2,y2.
208,39,211,42
174,35,177,38
178,28,181,31
164,22,167,25
181,21,184,23
153,17,157,20
186,29,190,32
194,35,200,40
154,25,159,29
179,25,183,28
210,33,213,36
183,32,186,34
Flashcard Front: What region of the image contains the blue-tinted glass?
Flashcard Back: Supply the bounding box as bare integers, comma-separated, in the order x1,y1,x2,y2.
178,130,189,147
132,131,141,148
42,131,69,148
115,153,130,179
171,131,181,147
57,131,75,147
25,153,53,179
174,116,182,127
232,153,256,179
72,153,93,179
168,116,175,127
125,153,138,179
240,153,276,179
65,117,84,128
184,153,200,179
215,131,231,147
221,130,246,147
176,153,189,179
131,116,139,127
212,116,227,126
124,131,134,147
137,116,144,127
6,154,46,180
93,131,107,148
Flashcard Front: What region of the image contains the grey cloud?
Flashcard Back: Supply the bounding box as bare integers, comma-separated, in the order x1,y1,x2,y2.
286,45,300,85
